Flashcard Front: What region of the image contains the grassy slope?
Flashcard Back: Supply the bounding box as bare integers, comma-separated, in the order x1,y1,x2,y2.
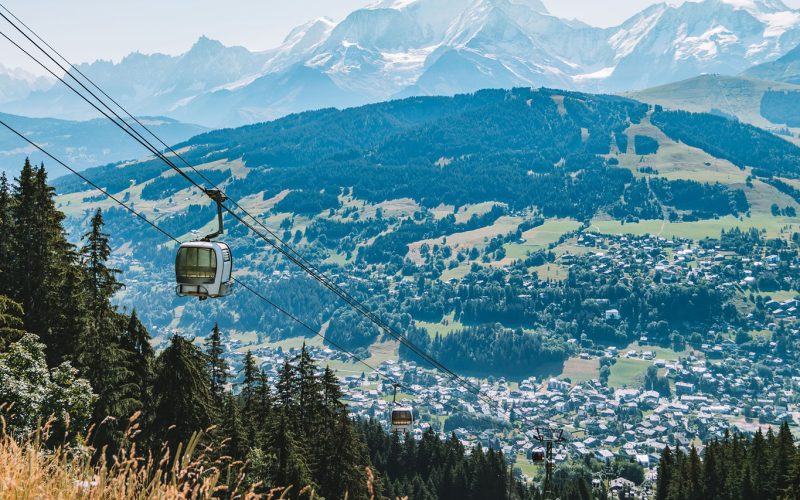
625,74,800,137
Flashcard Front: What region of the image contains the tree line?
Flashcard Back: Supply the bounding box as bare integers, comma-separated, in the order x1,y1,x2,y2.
655,423,800,500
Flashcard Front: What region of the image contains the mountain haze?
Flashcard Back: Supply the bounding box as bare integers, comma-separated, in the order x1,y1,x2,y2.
7,0,800,128
0,113,207,177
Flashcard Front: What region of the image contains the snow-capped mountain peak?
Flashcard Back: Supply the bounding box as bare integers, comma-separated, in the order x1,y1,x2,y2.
8,0,800,127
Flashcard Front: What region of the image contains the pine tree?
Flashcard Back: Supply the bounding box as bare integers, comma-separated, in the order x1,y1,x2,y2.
220,393,247,461
296,344,322,437
10,161,80,364
656,446,673,500
688,445,703,500
0,172,14,298
82,209,122,314
784,447,800,499
241,349,259,445
774,421,795,494
275,357,297,413
251,370,272,446
151,335,217,452
77,209,138,452
9,159,36,318
123,310,154,414
702,441,720,498
262,411,314,495
205,323,227,403
316,410,370,499
751,429,769,498
315,366,371,499
0,295,24,350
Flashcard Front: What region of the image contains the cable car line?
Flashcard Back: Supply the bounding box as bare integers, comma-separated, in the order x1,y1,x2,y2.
0,13,504,417
0,116,510,429
0,1,314,270
0,11,491,405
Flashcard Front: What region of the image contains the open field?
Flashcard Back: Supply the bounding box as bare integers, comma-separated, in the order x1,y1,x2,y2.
454,201,505,223
591,215,800,240
440,262,472,282
416,313,463,339
614,118,749,184
560,357,599,384
607,358,651,389
528,263,568,281
626,342,696,361
752,290,799,302
626,74,800,138
502,219,582,262
407,215,523,263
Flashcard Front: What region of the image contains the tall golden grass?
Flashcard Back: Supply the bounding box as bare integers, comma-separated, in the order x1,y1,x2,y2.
0,407,259,499
0,407,387,499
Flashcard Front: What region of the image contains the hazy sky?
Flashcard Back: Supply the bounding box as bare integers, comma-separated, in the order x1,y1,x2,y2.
4,0,800,75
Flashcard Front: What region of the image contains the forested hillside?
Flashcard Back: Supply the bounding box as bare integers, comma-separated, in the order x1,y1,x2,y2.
0,159,536,498
48,87,792,347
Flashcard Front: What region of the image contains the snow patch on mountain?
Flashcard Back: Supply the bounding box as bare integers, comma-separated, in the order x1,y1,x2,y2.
674,24,740,61
572,66,616,82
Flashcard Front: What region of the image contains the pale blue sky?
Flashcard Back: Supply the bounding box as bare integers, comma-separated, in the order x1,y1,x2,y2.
3,0,800,75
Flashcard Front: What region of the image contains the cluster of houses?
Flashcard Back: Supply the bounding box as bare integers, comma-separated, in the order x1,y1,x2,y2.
181,229,800,498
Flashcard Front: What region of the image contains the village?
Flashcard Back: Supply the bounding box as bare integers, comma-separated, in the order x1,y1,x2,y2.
148,225,800,497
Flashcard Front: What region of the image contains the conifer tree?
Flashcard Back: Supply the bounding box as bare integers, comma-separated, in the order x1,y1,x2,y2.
205,323,227,404
77,209,138,451
221,392,247,461
9,159,36,318
252,370,272,446
0,295,24,350
688,445,703,500
296,344,323,438
0,172,14,298
151,335,217,451
275,357,297,413
784,447,800,499
124,310,154,413
241,349,258,445
315,366,370,498
656,446,673,500
702,441,720,498
262,411,314,495
752,429,769,497
10,161,79,364
774,421,795,494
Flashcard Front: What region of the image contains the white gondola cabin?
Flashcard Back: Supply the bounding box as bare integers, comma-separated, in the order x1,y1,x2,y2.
175,189,233,300
391,406,414,434
175,241,233,299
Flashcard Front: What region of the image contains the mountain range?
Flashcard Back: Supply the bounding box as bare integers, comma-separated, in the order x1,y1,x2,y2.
0,113,206,177
6,0,800,128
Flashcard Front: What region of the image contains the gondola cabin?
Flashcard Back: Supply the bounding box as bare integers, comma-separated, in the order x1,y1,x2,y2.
531,448,546,462
390,406,414,434
175,241,233,299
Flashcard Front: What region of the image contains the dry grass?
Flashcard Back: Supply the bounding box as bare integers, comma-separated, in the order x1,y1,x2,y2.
0,408,391,500
0,409,256,500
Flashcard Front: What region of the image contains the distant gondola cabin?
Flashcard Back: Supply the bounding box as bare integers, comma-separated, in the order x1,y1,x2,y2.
391,406,414,434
